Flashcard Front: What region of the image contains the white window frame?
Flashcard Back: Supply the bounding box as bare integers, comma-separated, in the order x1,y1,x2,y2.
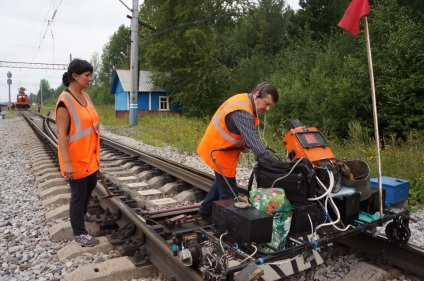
159,96,169,111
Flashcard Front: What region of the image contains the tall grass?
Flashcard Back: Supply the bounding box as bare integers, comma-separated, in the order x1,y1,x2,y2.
331,122,424,209
87,106,424,209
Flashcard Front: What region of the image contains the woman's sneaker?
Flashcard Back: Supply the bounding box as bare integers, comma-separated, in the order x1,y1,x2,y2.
84,212,95,223
74,234,99,247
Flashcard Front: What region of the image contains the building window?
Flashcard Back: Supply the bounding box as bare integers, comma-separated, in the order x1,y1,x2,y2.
159,96,169,111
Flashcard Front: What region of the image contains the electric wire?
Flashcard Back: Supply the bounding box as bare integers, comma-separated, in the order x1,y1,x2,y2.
258,113,268,147
26,0,55,63
308,169,334,201
240,243,258,263
21,0,64,88
219,231,228,254
142,12,234,39
270,157,305,189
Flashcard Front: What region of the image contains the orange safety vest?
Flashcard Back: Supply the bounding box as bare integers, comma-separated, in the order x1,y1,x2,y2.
197,93,259,178
56,91,100,180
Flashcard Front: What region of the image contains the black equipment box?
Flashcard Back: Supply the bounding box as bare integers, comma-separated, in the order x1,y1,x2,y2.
212,200,273,245
290,202,320,235
253,158,317,204
360,188,386,213
329,193,360,224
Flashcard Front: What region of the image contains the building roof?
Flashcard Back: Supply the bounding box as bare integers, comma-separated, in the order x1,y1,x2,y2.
113,69,165,92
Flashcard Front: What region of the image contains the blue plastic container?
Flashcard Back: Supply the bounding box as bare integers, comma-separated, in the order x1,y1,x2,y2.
370,176,409,206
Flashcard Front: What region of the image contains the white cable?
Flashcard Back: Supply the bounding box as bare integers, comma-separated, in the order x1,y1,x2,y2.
219,232,228,254
308,169,334,201
307,214,314,237
311,171,338,238
254,93,268,147
240,243,258,263
327,194,354,232
270,158,306,189
314,196,340,233
259,114,268,147
312,172,354,238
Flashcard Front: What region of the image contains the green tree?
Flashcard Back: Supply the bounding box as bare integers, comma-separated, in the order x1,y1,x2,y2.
140,0,292,117
370,0,424,138
29,93,37,105
92,25,131,106
90,52,102,86
141,0,248,117
289,0,350,40
223,0,288,94
98,25,131,87
37,79,56,105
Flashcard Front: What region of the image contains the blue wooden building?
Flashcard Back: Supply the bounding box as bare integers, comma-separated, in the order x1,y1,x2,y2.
110,69,179,117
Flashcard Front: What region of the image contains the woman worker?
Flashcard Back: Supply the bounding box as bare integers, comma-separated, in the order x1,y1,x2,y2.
55,58,100,247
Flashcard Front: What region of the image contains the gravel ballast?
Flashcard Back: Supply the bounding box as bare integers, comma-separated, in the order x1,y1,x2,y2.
0,117,422,281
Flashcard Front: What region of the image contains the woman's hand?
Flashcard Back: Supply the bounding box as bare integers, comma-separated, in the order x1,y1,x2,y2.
63,162,74,180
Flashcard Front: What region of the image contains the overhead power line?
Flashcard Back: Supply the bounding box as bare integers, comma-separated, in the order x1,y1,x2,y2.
0,61,68,70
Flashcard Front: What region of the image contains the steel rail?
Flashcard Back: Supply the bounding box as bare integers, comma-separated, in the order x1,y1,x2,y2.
23,114,58,149
92,186,204,281
101,136,250,196
43,113,58,143
341,233,424,277
101,136,215,192
43,115,248,195
26,113,204,280
30,112,424,279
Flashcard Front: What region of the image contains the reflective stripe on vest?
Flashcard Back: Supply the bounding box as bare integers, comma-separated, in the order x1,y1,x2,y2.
56,90,100,180
212,100,252,145
62,94,99,143
197,94,258,177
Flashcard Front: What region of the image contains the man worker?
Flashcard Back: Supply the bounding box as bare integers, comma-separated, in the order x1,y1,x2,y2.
197,82,279,219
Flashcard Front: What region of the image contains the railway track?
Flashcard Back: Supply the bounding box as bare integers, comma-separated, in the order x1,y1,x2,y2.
18,111,424,280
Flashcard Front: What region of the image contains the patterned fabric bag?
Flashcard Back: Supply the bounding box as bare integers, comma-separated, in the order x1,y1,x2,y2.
249,188,292,251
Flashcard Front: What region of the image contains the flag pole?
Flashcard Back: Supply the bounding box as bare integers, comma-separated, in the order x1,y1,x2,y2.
364,16,383,219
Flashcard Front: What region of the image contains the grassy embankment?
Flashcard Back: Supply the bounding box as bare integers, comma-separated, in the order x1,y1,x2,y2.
0,108,19,119
43,105,424,210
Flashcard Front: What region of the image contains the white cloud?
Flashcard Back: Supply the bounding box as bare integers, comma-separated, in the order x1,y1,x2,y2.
0,0,131,101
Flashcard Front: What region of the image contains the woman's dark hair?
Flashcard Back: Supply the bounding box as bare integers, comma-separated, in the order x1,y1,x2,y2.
62,58,93,87
252,82,279,103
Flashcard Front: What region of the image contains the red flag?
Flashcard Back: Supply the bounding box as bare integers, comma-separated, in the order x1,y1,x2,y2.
338,0,370,36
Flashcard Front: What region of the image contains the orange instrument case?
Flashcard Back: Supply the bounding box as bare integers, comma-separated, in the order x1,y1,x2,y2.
283,127,335,166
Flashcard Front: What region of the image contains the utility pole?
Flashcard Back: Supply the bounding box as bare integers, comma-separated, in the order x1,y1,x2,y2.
129,0,139,126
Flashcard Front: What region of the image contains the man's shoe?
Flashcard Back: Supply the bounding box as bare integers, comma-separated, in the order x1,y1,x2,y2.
74,234,99,247
197,212,212,223
84,212,95,223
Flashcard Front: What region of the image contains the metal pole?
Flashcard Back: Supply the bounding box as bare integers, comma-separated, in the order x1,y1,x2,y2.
7,71,12,104
129,0,139,126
